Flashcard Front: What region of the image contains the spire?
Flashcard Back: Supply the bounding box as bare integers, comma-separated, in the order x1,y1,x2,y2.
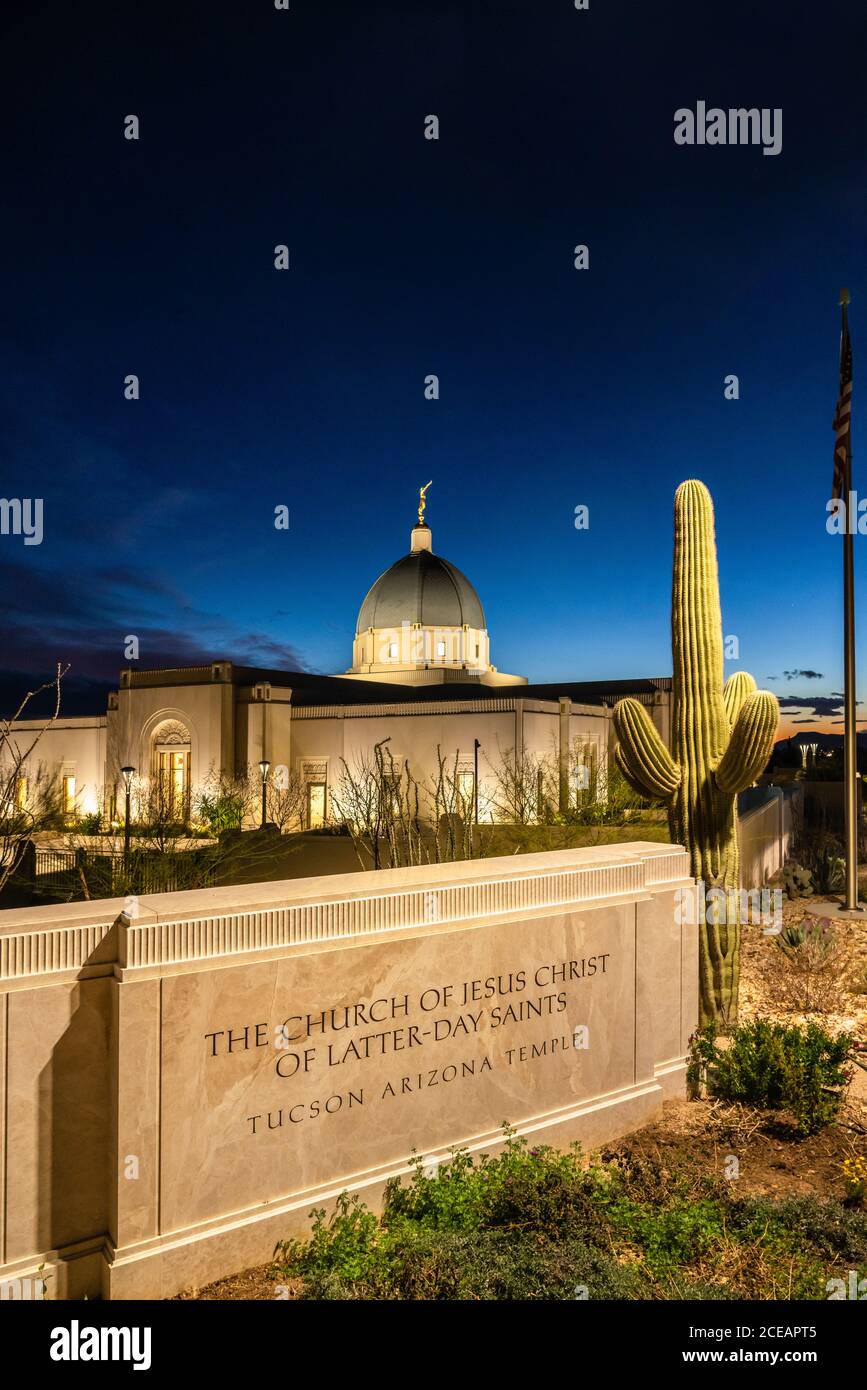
411,480,433,552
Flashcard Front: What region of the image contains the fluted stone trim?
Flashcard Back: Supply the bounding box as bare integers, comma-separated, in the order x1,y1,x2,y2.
0,921,114,981
120,861,654,969
0,844,693,982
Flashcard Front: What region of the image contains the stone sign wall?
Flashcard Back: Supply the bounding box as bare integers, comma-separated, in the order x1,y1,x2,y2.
0,842,696,1300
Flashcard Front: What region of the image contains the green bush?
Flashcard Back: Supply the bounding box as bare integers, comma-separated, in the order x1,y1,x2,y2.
195,789,247,834
273,1192,382,1284
382,1133,600,1236
689,1020,853,1134
271,1127,867,1300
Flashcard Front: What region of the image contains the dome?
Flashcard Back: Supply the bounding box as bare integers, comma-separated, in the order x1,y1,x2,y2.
356,541,486,634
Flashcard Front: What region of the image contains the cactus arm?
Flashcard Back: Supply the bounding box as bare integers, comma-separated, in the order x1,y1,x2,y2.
723,671,757,729
612,698,681,799
613,742,662,800
715,691,779,794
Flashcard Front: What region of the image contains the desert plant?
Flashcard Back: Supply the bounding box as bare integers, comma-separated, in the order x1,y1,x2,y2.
809,842,845,895
770,917,848,1014
841,1155,867,1206
689,1020,853,1134
0,663,69,891
194,770,256,834
782,861,814,899
270,1124,867,1300
612,481,779,1027
485,744,556,825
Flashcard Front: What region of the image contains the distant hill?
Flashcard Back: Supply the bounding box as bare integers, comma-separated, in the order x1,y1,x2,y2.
775,730,867,751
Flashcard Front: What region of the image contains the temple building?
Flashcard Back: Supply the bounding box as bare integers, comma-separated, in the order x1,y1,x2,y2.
10,496,672,828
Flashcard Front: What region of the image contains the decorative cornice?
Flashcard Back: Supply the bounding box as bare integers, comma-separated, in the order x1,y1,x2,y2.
0,920,117,982
0,845,693,984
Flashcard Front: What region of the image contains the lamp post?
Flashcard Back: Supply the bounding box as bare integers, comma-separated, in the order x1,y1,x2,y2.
120,766,135,865
258,759,270,829
473,738,480,826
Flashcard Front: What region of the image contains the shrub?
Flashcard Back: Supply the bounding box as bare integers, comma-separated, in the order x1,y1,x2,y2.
782,862,814,899
271,1125,867,1300
273,1192,383,1284
841,1156,867,1207
769,918,848,1015
689,1020,853,1134
383,1133,596,1236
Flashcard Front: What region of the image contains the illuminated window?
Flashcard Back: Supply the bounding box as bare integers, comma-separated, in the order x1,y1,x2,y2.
388,642,398,658
437,640,446,657
456,770,475,809
16,776,27,810
62,775,76,816
306,782,326,829
152,719,191,820
475,643,479,659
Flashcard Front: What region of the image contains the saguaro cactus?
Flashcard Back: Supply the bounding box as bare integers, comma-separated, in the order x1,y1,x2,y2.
613,480,779,1026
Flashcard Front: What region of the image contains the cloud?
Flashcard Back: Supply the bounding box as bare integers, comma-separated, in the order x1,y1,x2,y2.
778,695,851,718
0,557,308,686
767,670,824,682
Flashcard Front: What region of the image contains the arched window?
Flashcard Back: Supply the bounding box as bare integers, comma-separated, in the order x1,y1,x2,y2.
151,720,191,821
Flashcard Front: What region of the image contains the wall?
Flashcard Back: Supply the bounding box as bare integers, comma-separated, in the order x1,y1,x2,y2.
292,697,611,824
8,717,108,818
737,786,803,887
0,840,696,1300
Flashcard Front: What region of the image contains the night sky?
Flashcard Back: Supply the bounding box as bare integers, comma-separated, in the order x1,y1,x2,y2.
3,0,867,735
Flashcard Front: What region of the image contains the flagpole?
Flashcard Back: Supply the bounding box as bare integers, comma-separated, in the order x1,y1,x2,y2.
840,287,861,910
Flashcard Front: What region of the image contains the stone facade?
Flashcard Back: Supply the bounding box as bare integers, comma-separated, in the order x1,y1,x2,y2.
0,841,696,1299
11,669,672,830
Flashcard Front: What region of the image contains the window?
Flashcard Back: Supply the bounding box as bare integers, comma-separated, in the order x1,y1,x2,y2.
152,720,192,821
475,643,479,659
16,776,27,810
456,770,475,812
388,642,398,658
306,783,326,829
437,640,446,657
62,774,76,817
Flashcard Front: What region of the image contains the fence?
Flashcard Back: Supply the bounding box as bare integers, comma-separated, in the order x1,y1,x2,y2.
29,845,213,897
737,784,802,888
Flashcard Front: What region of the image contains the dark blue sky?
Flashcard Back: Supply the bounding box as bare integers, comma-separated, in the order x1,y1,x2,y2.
3,0,867,732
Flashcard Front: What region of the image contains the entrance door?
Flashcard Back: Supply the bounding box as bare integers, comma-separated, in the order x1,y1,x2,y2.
307,782,326,829
158,749,189,819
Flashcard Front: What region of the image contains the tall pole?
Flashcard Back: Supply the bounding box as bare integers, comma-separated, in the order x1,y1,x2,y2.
840,289,861,910
121,766,135,868
474,738,480,825
259,759,270,830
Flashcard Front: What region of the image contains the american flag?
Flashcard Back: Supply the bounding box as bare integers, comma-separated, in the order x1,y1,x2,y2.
833,305,853,501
